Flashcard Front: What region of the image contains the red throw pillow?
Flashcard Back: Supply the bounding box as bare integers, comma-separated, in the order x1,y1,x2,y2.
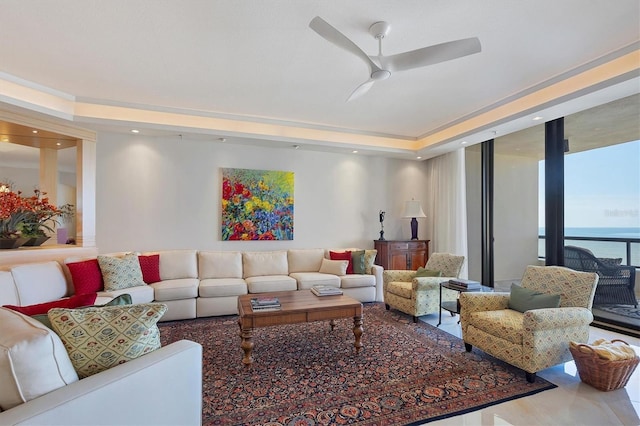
138,254,161,284
329,250,353,274
67,259,104,294
4,293,98,316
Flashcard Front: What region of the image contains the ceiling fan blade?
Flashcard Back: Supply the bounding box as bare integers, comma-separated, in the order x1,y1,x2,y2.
310,16,382,73
379,37,481,72
347,80,375,102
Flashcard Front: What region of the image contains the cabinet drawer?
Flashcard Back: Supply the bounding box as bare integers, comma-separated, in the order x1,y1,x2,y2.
407,242,427,250
390,242,408,251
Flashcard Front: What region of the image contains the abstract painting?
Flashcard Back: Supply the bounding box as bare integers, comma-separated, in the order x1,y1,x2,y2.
221,168,294,240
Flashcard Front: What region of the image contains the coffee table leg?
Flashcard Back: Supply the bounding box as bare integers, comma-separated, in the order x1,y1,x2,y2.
353,315,363,353
240,327,254,366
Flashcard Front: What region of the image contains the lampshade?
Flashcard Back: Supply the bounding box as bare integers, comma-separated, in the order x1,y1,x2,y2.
402,200,426,218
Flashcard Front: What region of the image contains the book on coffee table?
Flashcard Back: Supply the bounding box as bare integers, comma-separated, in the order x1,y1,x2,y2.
250,297,281,311
311,285,343,296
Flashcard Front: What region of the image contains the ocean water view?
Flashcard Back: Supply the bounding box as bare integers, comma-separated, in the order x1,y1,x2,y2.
538,227,640,266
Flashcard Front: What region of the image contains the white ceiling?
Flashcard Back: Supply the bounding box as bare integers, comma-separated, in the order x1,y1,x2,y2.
0,0,639,160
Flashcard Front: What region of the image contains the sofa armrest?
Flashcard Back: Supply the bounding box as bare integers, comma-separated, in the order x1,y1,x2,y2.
412,276,451,291
0,340,203,426
523,307,594,331
459,292,510,334
382,270,415,289
371,265,384,302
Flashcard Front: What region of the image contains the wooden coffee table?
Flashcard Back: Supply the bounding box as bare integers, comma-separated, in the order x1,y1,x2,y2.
237,290,363,366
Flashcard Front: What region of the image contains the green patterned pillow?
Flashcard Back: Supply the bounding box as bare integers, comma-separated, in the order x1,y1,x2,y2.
48,303,167,378
98,253,145,291
413,267,442,278
364,249,377,274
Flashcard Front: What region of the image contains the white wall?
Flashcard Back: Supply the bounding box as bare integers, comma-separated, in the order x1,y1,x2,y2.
95,133,428,254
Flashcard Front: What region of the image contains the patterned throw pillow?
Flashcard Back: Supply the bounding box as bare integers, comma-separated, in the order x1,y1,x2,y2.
364,249,377,274
48,303,167,378
98,253,146,291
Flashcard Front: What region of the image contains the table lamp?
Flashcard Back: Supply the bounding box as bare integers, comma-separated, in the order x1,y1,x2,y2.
402,200,426,240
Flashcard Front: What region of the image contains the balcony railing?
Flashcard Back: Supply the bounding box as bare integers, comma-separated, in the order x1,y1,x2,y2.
538,235,640,268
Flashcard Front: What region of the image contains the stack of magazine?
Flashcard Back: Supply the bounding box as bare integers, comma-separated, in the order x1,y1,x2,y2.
448,278,482,291
311,285,343,296
250,297,281,311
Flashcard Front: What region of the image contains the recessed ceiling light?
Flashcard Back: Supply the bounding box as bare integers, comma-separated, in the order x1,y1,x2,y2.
532,116,543,121
219,138,227,142
416,156,422,159
461,141,467,145
56,142,61,146
131,129,140,133
352,150,358,154
32,130,38,134
293,144,300,149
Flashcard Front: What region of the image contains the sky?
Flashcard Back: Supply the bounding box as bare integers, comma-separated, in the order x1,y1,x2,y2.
538,139,640,229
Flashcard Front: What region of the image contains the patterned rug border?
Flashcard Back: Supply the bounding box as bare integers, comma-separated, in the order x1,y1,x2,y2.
159,303,557,425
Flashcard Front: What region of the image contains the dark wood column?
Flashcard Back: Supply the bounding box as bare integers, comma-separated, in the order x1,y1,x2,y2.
544,118,565,266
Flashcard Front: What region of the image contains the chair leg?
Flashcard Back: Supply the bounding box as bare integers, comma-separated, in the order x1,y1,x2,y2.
412,316,418,323
525,372,536,383
464,343,472,352
385,303,390,310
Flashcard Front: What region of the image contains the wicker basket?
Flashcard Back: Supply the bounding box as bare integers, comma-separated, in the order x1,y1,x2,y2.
570,339,639,391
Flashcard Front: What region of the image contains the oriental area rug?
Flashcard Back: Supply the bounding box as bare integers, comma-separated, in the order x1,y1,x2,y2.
159,303,556,425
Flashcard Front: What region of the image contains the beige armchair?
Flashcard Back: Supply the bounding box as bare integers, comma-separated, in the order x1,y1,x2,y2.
383,253,465,322
460,265,598,382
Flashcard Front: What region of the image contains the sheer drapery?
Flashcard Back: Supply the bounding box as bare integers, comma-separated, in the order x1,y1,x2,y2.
425,149,469,278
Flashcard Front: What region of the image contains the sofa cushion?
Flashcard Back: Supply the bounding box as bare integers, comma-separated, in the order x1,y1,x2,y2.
508,283,561,313
288,249,324,273
3,293,97,316
329,251,353,274
48,303,167,378
319,258,348,276
290,272,340,290
199,278,248,297
150,278,199,301
340,274,375,289
198,251,242,279
351,250,366,274
10,261,68,306
0,307,79,410
468,309,524,345
0,271,19,306
98,285,154,305
245,275,296,293
386,281,413,299
98,253,146,291
157,250,198,280
243,251,288,278
66,258,104,294
138,254,161,284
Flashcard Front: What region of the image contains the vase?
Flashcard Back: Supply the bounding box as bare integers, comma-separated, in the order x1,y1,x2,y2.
22,236,50,246
0,237,30,249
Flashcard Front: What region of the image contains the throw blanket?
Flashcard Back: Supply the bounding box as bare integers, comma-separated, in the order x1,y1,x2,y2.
570,339,638,360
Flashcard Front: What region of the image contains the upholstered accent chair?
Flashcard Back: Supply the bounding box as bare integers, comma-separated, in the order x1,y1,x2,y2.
460,265,598,382
564,245,637,307
383,253,465,322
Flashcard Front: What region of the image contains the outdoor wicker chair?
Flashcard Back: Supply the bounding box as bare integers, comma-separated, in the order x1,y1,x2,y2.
564,245,637,307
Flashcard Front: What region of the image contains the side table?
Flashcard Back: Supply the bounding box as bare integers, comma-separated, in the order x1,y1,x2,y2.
437,281,493,327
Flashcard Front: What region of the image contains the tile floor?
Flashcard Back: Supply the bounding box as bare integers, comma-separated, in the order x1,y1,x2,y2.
417,311,640,426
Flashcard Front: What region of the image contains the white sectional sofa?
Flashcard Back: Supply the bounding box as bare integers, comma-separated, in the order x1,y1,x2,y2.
0,248,381,321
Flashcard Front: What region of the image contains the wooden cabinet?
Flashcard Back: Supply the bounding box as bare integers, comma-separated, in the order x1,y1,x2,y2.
373,240,430,271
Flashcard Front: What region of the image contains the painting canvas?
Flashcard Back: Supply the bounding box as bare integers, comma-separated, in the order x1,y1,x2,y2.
221,168,294,240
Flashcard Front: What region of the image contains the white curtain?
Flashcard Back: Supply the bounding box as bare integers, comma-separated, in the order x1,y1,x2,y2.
425,148,469,278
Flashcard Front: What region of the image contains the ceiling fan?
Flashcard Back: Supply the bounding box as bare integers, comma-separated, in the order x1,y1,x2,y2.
309,16,481,101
